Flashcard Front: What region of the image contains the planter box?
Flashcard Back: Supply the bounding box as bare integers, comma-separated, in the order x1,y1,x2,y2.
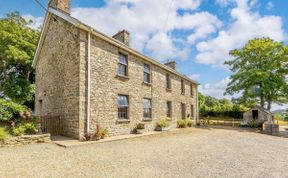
136,129,145,134
155,126,169,131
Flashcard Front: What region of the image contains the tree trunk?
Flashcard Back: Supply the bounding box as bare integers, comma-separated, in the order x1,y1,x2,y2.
259,82,264,108
267,100,272,111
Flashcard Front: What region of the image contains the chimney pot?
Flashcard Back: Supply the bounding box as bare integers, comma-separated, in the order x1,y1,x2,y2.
49,0,71,15
112,30,130,46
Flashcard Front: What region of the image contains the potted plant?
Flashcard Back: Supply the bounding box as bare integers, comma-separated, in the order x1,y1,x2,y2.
155,118,170,131
100,128,109,139
177,119,187,128
135,123,145,134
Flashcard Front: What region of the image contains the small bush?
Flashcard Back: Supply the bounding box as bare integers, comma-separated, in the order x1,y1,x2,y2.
11,123,38,136
11,125,26,136
247,120,264,128
185,119,194,127
100,128,109,137
177,119,187,128
157,118,170,128
136,123,145,129
0,127,9,141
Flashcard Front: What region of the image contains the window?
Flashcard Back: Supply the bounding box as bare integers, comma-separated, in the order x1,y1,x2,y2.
166,74,171,89
118,53,128,76
181,103,186,119
166,101,172,118
118,95,129,119
190,84,193,97
143,64,151,83
143,98,152,118
191,105,194,118
181,80,185,94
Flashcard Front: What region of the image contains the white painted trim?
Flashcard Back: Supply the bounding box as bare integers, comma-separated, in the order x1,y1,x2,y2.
87,32,91,133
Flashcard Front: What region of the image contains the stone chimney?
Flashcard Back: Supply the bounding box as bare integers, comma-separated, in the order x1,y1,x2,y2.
164,61,176,70
112,30,130,46
49,0,71,15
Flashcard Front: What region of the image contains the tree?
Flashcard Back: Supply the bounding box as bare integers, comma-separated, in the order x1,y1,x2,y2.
225,37,288,111
0,12,40,105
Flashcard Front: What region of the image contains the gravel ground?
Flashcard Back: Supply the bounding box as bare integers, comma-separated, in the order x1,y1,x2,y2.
1,127,288,178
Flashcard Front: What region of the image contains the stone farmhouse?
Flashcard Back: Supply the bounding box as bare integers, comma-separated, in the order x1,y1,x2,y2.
33,0,199,139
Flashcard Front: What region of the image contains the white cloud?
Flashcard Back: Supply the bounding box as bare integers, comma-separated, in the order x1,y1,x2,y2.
199,77,231,99
22,14,43,29
195,0,285,68
189,73,200,80
71,0,221,61
266,1,274,11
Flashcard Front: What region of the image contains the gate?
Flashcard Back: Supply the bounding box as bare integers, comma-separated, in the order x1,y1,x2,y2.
41,116,62,136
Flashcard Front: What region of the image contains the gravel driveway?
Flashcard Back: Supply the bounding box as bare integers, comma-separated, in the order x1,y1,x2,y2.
1,127,287,178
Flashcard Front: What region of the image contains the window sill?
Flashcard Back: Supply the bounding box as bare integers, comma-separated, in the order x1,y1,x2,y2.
143,82,152,86
116,74,130,80
166,88,172,92
116,119,130,123
142,118,152,121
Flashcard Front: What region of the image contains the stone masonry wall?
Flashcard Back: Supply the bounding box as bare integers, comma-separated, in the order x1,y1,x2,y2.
35,15,80,139
0,134,51,148
82,31,198,136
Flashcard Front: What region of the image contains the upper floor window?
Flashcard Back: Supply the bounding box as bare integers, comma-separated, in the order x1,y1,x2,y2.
143,98,152,118
166,101,172,118
190,84,193,97
118,53,128,76
143,64,151,83
181,79,185,94
118,95,129,119
166,74,171,89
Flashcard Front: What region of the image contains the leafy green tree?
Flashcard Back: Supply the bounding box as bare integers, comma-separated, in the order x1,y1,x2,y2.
0,12,40,105
225,37,288,111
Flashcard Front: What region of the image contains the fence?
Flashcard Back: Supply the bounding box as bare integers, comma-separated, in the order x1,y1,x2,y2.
41,116,62,136
200,118,242,127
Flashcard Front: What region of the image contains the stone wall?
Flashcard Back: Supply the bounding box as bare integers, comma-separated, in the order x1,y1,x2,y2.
34,15,80,139
83,31,198,136
0,134,51,148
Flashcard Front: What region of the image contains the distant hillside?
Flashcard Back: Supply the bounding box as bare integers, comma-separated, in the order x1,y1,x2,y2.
272,109,287,115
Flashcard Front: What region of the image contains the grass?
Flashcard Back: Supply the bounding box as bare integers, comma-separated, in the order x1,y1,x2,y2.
275,119,288,126
0,127,9,142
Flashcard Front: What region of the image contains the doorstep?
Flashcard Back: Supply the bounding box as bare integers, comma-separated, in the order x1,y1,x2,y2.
52,128,180,148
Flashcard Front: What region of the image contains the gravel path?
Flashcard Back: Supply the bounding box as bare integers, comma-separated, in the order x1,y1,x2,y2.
1,127,287,178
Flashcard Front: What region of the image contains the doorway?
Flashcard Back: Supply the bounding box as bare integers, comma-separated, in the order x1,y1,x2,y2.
252,110,258,119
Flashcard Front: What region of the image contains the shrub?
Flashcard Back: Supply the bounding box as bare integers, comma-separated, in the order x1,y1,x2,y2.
185,119,194,127
11,123,38,136
0,99,27,122
157,118,170,128
100,128,109,137
0,127,9,142
177,119,187,128
11,125,26,136
136,123,145,129
247,120,264,128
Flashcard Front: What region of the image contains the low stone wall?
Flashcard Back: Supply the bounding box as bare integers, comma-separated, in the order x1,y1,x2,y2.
0,134,51,147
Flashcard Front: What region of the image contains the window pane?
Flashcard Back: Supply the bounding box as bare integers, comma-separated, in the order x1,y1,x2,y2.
144,64,150,73
118,64,126,76
166,74,171,89
119,54,127,65
118,95,128,107
144,99,151,108
144,73,150,83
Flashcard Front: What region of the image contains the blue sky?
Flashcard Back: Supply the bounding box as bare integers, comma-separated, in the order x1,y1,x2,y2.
0,0,287,110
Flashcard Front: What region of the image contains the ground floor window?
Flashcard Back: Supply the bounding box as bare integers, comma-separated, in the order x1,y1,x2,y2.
191,104,194,118
167,101,172,118
143,98,152,118
181,103,186,119
118,95,129,119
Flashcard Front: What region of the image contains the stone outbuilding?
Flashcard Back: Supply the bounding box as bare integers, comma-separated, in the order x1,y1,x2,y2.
243,106,273,124
32,0,199,140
